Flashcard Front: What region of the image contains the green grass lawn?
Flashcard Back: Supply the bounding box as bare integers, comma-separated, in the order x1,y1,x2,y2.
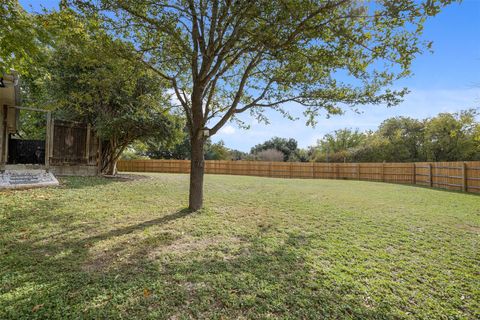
1,173,479,319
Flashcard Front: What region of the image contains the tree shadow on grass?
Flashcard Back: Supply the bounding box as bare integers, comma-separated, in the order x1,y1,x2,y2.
57,174,154,190
0,203,195,318
141,232,398,319
58,176,121,189
83,208,192,243
1,198,401,320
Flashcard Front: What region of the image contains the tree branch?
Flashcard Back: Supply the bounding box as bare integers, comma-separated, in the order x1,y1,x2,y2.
210,52,263,134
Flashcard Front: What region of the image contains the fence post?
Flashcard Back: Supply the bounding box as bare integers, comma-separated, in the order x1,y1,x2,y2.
311,162,314,178
45,112,52,170
381,163,385,182
429,163,433,187
289,162,293,178
85,123,91,163
357,163,360,180
462,162,467,192
412,163,416,185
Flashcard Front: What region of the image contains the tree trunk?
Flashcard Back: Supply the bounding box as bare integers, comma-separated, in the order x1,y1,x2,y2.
105,157,117,175
100,141,121,176
189,136,205,211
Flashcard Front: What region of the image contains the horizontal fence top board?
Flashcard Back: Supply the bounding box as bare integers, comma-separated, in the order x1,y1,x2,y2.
117,160,480,194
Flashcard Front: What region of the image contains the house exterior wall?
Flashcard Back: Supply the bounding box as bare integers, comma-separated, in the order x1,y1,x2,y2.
1,73,20,168
0,107,5,167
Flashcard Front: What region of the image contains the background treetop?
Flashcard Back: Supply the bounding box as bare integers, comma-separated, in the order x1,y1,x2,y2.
0,0,51,75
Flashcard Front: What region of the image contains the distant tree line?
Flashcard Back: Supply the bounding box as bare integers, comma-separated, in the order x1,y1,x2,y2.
126,109,480,163
309,110,480,162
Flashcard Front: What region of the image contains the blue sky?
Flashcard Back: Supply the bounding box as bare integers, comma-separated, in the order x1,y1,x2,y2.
21,0,480,151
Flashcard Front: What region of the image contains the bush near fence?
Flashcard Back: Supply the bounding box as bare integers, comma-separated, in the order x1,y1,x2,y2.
117,159,480,194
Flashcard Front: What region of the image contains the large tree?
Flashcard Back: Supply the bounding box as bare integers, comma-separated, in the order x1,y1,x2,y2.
377,117,424,161
423,110,479,161
42,11,183,174
312,128,366,162
251,137,299,161
70,0,453,210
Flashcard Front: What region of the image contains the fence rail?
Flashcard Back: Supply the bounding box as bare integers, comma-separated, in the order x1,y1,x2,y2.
117,159,480,194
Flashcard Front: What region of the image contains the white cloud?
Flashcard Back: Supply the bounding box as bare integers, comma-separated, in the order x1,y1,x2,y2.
218,125,236,135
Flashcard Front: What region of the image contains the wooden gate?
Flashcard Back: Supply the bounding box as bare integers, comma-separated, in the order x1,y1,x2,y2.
49,119,98,166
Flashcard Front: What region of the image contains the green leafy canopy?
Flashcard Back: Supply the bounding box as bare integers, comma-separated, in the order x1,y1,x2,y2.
0,0,52,75
67,0,455,136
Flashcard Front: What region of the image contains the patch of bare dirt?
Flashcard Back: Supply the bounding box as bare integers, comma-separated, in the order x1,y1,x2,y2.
456,224,480,234
148,235,246,260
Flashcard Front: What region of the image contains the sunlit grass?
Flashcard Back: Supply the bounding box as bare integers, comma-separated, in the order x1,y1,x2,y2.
1,173,478,319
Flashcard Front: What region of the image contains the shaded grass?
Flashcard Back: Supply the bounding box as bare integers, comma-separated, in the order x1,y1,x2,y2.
0,173,479,319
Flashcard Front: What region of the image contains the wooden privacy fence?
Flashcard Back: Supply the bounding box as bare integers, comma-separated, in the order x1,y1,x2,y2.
117,159,480,194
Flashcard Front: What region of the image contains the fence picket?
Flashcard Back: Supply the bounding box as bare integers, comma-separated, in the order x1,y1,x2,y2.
117,159,480,194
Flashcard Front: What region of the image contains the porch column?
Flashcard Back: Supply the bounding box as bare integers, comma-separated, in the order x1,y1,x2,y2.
0,105,7,169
